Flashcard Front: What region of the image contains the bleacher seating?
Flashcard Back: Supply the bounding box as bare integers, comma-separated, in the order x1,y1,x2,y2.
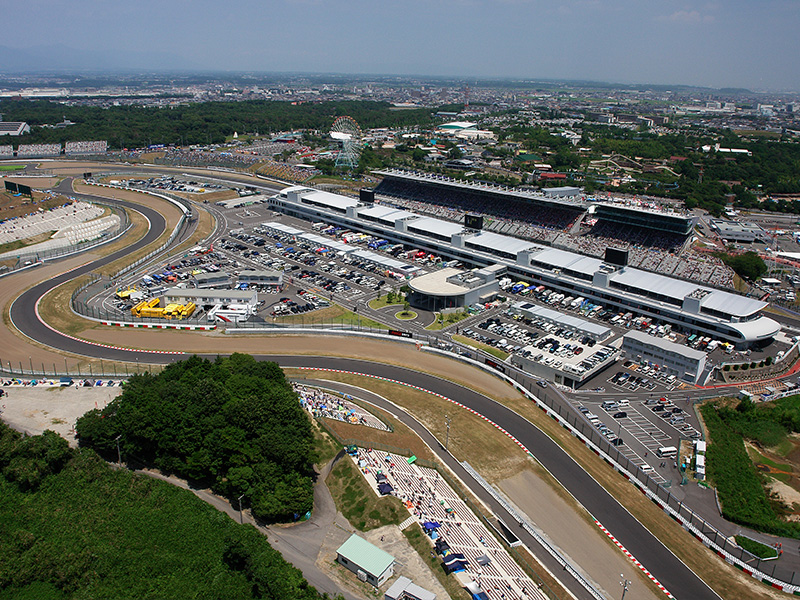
64,140,108,154
16,143,61,157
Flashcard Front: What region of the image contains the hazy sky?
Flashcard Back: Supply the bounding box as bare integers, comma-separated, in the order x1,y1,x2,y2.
7,0,800,90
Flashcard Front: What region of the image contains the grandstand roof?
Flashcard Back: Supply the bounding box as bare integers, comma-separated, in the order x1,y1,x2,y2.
300,189,358,212
612,268,698,300
464,230,539,256
373,169,587,209
698,289,767,317
610,268,767,316
406,217,464,237
530,248,604,276
357,205,417,224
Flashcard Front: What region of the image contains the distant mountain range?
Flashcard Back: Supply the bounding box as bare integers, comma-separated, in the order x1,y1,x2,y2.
0,44,200,73
0,46,758,96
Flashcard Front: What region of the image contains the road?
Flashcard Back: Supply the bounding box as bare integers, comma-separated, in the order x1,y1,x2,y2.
4,167,724,600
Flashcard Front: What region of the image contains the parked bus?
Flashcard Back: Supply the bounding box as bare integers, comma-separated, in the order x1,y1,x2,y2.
657,446,678,459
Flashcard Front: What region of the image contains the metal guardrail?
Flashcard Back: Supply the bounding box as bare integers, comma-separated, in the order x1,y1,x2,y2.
461,462,606,600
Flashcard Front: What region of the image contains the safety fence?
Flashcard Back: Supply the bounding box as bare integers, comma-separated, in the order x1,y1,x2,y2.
491,365,800,594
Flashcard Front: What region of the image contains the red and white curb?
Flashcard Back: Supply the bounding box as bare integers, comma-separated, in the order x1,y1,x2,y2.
301,366,676,599
296,366,533,456
34,297,185,356
101,321,216,331
595,520,674,598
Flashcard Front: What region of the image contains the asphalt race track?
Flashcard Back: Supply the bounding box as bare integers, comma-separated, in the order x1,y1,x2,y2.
7,182,721,600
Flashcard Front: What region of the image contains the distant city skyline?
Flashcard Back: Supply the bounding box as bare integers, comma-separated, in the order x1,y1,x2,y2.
3,0,800,92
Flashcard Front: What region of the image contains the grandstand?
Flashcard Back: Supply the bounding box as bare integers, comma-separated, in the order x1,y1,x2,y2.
591,202,695,236
16,143,60,157
269,185,777,347
371,169,728,286
374,169,585,234
65,140,108,155
0,145,12,157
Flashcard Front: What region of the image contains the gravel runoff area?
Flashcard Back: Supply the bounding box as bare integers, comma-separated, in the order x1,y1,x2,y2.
0,385,120,446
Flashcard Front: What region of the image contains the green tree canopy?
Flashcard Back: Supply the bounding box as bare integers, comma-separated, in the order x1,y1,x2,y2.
75,354,314,522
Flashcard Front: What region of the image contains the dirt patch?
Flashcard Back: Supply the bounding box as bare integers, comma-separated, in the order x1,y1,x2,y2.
3,177,60,189
0,385,121,446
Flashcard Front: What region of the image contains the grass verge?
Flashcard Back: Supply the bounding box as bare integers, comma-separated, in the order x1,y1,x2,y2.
326,456,407,531
0,231,56,255
735,535,779,559
273,304,386,329
425,311,470,331
310,418,342,466
452,334,510,361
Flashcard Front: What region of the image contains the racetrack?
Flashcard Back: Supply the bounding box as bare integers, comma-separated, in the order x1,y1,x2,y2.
1,166,725,600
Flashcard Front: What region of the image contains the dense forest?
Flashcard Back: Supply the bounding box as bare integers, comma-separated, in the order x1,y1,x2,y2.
0,99,434,148
0,422,335,600
75,353,315,523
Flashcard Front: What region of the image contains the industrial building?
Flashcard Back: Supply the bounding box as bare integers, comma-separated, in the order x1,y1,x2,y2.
336,534,395,588
0,121,30,136
267,185,780,348
708,219,766,243
192,272,231,289
162,288,257,309
384,576,436,600
237,269,283,287
621,330,708,384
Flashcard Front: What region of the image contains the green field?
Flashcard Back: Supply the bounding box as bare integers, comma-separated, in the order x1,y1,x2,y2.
0,165,25,172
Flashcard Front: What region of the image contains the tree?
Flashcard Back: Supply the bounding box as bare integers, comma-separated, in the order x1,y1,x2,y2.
75,354,315,523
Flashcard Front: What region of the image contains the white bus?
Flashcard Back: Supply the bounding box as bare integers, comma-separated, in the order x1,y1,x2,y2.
657,446,678,459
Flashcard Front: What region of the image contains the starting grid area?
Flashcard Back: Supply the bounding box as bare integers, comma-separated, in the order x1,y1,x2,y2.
353,447,546,600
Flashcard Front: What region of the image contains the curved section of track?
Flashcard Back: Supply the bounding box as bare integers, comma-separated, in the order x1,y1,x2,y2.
7,183,720,600
9,187,176,361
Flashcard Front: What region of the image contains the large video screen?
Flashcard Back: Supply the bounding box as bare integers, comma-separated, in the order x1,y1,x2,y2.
465,213,484,230
605,247,629,267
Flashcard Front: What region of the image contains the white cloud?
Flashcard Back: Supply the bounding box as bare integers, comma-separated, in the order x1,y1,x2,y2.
659,9,715,24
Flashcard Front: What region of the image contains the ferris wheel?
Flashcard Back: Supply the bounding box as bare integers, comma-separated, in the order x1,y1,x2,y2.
330,116,363,171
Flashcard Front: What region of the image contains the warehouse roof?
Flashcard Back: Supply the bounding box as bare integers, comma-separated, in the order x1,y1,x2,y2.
336,534,394,578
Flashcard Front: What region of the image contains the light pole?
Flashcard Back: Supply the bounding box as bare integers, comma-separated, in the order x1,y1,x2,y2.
444,415,452,451
238,493,245,524
115,435,122,467
620,575,630,600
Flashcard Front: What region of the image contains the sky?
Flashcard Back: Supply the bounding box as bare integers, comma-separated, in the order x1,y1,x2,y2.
4,0,800,91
